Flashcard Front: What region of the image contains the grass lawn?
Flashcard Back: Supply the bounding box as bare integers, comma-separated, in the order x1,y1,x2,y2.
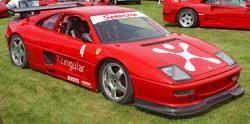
0,1,250,124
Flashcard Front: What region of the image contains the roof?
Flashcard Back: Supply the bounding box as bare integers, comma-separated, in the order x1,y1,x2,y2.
62,6,136,16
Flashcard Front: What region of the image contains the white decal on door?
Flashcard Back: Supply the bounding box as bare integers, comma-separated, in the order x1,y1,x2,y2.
152,42,221,71
80,45,86,57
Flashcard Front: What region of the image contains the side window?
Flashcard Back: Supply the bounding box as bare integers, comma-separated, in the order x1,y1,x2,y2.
39,14,61,31
206,0,246,7
205,0,219,4
56,15,90,39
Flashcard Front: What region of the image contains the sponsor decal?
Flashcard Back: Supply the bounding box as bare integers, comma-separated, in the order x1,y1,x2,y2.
90,12,147,24
81,81,92,88
96,48,102,55
103,13,138,20
152,42,221,72
56,55,84,72
80,45,86,57
67,75,80,84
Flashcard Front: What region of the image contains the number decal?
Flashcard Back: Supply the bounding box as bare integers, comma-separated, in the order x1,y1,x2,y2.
80,45,86,57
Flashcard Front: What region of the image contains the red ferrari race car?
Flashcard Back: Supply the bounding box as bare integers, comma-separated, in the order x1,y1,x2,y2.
163,0,250,29
6,4,244,116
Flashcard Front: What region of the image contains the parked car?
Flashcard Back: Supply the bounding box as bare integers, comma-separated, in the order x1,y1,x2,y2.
163,0,250,29
6,4,244,117
111,0,141,5
0,0,8,18
0,0,109,18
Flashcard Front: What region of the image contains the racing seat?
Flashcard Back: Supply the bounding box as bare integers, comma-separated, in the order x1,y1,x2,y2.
65,16,90,39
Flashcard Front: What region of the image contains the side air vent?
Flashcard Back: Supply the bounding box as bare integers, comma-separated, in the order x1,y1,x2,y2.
43,51,56,65
141,38,177,47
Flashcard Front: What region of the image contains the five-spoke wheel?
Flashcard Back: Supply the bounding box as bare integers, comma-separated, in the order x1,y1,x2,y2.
99,60,134,104
10,34,28,68
177,9,198,28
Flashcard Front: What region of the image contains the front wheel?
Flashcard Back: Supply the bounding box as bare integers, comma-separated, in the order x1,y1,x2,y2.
177,9,198,28
9,34,28,68
99,60,134,104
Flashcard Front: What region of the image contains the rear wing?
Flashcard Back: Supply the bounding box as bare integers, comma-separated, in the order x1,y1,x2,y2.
10,3,84,19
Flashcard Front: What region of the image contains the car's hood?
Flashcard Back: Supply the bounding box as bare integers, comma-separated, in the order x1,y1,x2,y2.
115,35,228,77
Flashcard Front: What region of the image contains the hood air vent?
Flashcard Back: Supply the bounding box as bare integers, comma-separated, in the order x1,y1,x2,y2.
141,38,177,47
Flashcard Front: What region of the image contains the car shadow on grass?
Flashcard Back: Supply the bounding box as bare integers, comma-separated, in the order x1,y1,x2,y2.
0,116,3,124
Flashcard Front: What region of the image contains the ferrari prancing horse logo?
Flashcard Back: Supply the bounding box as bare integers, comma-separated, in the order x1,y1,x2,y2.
152,42,221,72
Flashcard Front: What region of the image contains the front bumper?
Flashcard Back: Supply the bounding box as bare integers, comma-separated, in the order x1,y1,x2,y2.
134,86,244,117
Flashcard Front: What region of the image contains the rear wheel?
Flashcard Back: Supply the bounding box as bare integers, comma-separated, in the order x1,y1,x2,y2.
99,60,134,104
9,34,28,68
113,0,119,5
136,1,141,4
177,8,198,28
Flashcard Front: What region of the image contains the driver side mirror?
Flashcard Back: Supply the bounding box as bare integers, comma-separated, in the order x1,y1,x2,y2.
247,3,250,7
81,33,92,42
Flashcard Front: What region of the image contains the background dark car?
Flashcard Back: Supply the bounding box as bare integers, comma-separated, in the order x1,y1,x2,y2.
111,0,141,5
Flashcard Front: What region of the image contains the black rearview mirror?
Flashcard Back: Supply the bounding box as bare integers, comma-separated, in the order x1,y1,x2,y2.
81,33,92,42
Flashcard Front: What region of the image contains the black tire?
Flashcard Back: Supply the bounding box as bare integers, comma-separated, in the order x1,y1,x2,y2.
176,8,199,28
136,1,141,4
9,34,28,68
99,60,134,104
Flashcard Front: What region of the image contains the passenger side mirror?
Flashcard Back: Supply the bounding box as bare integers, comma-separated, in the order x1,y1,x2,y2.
81,33,92,42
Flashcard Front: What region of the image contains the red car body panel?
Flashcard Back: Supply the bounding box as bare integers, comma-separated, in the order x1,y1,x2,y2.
5,6,243,116
39,0,58,6
163,0,250,29
0,2,8,18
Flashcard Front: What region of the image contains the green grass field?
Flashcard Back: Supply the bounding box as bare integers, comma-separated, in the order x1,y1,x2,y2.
0,1,250,124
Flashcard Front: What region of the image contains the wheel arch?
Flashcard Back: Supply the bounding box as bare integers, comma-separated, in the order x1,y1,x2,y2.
95,57,133,92
7,32,23,49
95,57,130,92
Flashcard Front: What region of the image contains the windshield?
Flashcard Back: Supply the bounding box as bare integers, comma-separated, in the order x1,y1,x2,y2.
90,12,170,43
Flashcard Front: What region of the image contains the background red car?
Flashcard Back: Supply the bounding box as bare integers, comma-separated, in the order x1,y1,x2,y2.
0,0,109,18
163,0,250,29
0,0,8,18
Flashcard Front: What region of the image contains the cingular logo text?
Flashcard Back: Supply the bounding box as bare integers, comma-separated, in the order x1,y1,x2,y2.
56,55,84,72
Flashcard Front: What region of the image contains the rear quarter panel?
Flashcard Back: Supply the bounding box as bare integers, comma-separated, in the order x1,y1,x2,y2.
163,0,213,26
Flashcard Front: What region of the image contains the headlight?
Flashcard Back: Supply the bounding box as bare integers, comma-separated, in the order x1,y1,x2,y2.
161,65,193,82
215,52,236,66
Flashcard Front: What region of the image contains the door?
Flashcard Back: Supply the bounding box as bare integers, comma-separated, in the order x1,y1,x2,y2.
38,13,96,88
206,0,250,28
